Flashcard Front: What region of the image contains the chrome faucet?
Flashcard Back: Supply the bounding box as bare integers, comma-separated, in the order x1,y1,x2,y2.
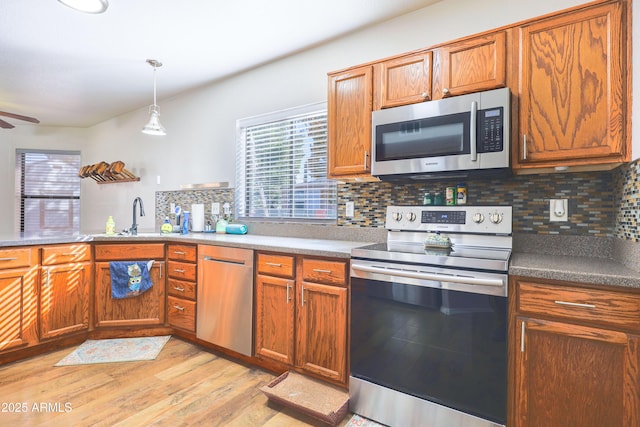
131,197,145,235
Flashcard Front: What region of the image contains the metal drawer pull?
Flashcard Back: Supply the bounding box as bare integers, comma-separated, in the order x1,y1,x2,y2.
313,268,332,274
173,305,185,311
0,257,18,261
301,285,306,307
173,286,185,292
554,300,596,309
265,262,282,267
286,284,292,303
173,251,186,255
521,321,526,353
174,269,185,273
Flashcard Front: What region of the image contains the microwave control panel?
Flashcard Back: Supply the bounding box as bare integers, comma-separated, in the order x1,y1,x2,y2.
478,107,504,153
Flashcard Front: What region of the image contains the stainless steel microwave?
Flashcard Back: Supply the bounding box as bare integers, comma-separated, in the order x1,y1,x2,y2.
371,87,510,180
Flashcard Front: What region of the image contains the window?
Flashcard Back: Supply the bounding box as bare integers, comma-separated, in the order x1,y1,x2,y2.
15,149,81,234
236,102,337,221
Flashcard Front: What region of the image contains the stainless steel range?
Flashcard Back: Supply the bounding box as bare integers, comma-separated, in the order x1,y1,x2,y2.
349,205,512,427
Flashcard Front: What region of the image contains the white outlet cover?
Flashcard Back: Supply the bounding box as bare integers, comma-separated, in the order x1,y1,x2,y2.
550,199,568,222
346,201,355,218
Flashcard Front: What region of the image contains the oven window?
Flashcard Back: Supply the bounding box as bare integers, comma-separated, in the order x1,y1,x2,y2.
375,111,470,161
350,277,507,424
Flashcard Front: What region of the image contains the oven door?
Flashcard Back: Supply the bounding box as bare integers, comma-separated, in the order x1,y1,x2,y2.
350,261,507,424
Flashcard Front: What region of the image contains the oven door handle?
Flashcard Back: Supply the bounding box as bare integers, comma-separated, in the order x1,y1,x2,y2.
351,263,505,287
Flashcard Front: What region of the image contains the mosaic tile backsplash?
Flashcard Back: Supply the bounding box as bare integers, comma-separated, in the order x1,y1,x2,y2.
337,159,640,242
155,188,234,230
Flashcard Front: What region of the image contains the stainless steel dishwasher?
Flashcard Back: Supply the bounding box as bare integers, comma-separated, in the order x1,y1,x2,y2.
197,245,254,356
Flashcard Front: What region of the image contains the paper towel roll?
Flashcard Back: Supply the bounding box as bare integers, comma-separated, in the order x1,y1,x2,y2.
191,204,205,232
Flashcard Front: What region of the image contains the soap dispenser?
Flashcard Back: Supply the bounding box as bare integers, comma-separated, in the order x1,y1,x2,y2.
160,217,173,234
105,216,116,235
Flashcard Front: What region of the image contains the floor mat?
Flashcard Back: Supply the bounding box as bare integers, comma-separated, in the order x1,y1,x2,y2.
260,370,349,426
54,336,171,366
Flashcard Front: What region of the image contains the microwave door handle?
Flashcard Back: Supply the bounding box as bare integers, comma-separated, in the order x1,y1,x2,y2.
470,100,478,161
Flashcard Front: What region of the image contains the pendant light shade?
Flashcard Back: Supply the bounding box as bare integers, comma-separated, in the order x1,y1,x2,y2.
142,59,166,136
58,0,108,14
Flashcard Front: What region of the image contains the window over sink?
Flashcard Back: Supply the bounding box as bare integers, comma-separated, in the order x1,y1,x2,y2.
235,102,337,222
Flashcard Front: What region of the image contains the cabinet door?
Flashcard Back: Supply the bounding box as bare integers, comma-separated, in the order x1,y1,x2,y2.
296,281,347,383
374,52,432,109
327,65,374,178
40,262,90,339
434,31,506,99
0,267,38,352
94,261,165,328
517,3,627,168
255,274,295,365
514,317,639,427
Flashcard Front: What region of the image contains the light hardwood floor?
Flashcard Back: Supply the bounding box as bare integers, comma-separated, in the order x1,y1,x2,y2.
0,337,352,426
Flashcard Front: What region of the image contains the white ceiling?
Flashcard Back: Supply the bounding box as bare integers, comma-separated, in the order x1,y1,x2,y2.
0,0,441,128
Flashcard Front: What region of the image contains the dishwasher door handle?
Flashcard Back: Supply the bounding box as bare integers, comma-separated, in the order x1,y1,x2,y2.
203,256,247,266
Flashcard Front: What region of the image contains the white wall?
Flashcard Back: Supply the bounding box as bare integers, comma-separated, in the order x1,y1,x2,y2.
1,0,631,234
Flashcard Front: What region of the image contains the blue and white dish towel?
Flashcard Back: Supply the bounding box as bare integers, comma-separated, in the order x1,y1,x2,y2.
110,260,154,299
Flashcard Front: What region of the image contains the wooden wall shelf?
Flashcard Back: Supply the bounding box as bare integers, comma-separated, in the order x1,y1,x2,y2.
78,161,139,183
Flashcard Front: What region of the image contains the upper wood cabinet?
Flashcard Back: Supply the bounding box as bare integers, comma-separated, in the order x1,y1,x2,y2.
373,51,432,110
432,31,507,99
515,1,629,171
327,65,375,180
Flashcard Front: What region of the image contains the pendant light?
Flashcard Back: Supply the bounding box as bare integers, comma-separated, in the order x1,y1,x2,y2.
142,59,167,136
57,0,108,14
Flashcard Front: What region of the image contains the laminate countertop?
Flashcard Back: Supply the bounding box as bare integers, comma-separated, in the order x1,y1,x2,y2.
509,252,640,289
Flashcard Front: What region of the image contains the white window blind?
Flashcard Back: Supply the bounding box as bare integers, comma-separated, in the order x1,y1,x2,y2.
15,149,81,234
236,102,337,221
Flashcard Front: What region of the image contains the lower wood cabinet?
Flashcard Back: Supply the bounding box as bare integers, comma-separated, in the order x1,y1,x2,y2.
255,252,348,385
94,243,166,328
510,276,640,427
167,244,197,333
40,244,91,340
0,247,38,353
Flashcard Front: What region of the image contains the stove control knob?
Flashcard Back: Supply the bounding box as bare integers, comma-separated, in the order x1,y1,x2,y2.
406,212,417,222
392,212,402,221
490,212,503,224
472,212,485,223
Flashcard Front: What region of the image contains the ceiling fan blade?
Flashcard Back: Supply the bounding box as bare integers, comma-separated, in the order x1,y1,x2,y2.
0,118,15,129
0,111,40,124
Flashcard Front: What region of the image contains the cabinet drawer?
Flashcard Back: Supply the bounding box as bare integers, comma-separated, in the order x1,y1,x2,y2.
257,253,295,278
168,278,196,300
167,260,197,281
517,280,640,331
94,243,165,261
167,244,197,263
168,296,196,332
302,258,348,286
0,247,36,269
42,244,90,265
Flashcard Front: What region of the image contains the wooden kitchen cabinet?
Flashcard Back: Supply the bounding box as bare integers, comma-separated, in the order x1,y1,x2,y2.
94,243,166,328
373,51,432,110
167,243,197,333
0,247,38,353
39,244,90,340
255,252,349,385
515,1,629,171
327,65,375,180
432,31,507,99
510,276,640,427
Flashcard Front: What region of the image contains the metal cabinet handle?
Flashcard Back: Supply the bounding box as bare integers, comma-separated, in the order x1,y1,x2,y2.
0,257,18,261
173,286,185,292
421,92,428,98
364,151,370,170
174,269,185,273
173,305,185,311
173,251,186,255
523,134,527,160
265,262,282,267
301,285,306,307
443,88,450,95
521,321,526,353
286,284,292,303
554,300,596,309
313,269,332,274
